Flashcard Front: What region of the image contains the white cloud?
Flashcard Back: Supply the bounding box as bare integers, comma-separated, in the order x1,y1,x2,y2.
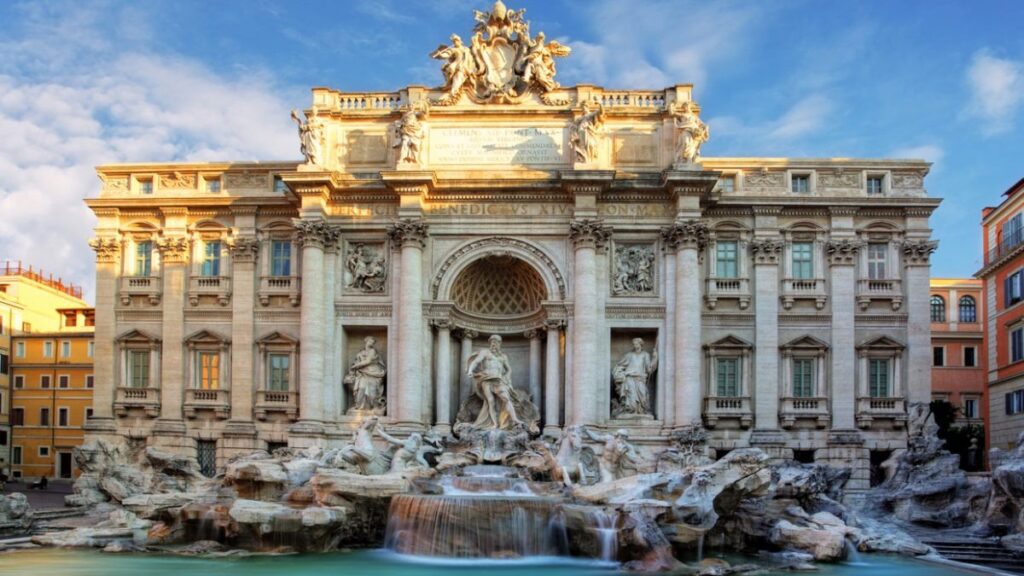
889,144,945,166
768,95,833,141
965,50,1024,135
0,4,299,302
559,0,762,89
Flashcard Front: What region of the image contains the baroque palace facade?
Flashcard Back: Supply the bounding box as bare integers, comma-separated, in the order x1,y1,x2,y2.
84,3,938,489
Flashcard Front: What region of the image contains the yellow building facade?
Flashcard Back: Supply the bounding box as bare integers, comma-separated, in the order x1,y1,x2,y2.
0,263,92,480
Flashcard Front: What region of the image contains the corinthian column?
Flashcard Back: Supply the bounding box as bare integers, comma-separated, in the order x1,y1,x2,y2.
903,240,938,406
433,319,452,433
155,235,191,429
827,238,863,430
388,218,428,428
750,237,783,431
292,218,338,435
544,320,563,434
569,218,610,425
86,236,121,431
663,220,708,427
227,236,259,431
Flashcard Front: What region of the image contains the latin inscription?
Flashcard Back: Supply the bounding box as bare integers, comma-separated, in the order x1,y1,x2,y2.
430,127,567,166
424,203,676,218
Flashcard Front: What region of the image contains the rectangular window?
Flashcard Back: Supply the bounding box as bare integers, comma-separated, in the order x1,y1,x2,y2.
64,313,77,327
128,350,150,388
1006,270,1024,307
268,354,290,391
205,177,221,193
716,358,740,397
58,407,69,427
135,241,153,276
196,352,220,390
88,341,94,358
58,375,69,389
15,342,24,358
43,341,53,357
85,313,94,327
271,240,292,277
11,408,24,426
139,179,153,194
869,359,890,397
86,375,94,388
792,359,814,397
201,241,221,277
22,322,31,333
964,347,977,368
964,398,978,419
1007,390,1024,415
40,375,51,389
61,341,70,358
12,446,21,465
1005,213,1024,249
0,430,6,445
791,174,810,193
867,243,888,280
197,440,217,478
933,347,945,367
715,241,738,278
791,242,814,279
867,175,884,195
1013,328,1024,363
720,176,735,193
39,407,50,427
0,353,7,375
13,375,23,389
86,408,93,420
39,446,49,457
273,176,287,193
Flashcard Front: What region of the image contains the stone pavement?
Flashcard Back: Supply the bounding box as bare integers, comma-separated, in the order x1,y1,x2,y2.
1,481,72,510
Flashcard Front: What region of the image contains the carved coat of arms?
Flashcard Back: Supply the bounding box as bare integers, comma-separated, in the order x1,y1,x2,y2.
430,1,571,105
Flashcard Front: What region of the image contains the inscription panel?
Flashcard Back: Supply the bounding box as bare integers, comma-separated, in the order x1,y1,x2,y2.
429,127,567,166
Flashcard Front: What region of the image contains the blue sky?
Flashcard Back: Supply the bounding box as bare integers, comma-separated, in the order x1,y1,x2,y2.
1,0,1022,301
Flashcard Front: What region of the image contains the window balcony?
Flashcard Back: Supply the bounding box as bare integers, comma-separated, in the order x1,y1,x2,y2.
856,397,907,429
184,388,231,419
856,278,903,311
259,276,301,307
114,386,160,418
780,278,827,310
189,276,232,306
779,396,830,429
254,390,299,421
120,276,161,305
703,395,753,429
704,277,751,310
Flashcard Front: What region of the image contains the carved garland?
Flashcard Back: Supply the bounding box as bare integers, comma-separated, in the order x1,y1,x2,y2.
430,237,567,300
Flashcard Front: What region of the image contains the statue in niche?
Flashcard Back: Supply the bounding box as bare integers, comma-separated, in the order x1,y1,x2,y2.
570,101,605,164
454,334,540,436
431,34,478,104
611,338,658,418
344,337,387,415
345,243,387,293
291,109,324,166
392,103,428,164
670,100,710,165
612,245,655,295
584,427,642,483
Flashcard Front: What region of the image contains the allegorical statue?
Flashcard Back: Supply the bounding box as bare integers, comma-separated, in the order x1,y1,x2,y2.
430,34,477,105
612,338,658,418
515,31,570,93
336,416,390,475
344,337,387,414
454,334,541,436
570,101,605,164
392,103,428,165
291,109,323,166
376,426,431,474
345,243,386,293
585,427,642,483
671,100,710,165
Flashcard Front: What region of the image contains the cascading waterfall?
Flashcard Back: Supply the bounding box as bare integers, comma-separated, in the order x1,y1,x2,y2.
384,466,569,559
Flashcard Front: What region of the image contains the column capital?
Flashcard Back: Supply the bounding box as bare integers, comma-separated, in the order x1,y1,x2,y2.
292,218,340,250
902,239,938,266
750,238,784,265
228,236,260,263
430,318,453,330
156,236,191,264
569,218,611,250
661,219,709,252
544,318,565,331
387,218,429,248
826,238,863,266
523,329,540,339
457,328,479,340
89,236,122,263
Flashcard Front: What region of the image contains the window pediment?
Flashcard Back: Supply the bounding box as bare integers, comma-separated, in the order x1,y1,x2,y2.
781,335,829,351
856,335,904,352
116,329,161,345
704,335,753,351
185,329,231,347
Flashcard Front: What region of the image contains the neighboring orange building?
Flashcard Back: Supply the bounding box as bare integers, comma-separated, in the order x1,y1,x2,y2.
977,177,1024,453
930,279,986,434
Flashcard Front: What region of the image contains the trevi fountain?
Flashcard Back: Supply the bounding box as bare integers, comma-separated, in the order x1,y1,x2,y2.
3,3,1023,575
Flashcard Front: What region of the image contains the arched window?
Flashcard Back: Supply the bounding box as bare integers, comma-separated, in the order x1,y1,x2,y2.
959,296,977,323
930,296,946,323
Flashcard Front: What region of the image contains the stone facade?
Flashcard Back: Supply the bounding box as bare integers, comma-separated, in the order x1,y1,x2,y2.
83,4,939,492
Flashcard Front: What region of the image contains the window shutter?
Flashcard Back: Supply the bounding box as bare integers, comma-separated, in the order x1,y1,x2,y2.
1006,276,1013,307
1008,392,1014,415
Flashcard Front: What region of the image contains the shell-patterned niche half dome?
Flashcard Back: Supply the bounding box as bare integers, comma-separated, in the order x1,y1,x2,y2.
451,255,546,317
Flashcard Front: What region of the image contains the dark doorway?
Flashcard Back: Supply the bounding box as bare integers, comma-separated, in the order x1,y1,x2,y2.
793,449,815,464
58,452,73,479
869,450,892,487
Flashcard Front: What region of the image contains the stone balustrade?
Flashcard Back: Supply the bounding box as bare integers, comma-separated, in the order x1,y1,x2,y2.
114,386,160,418
856,397,907,429
856,278,903,310
703,395,753,429
779,397,831,429
258,276,301,306
184,388,231,419
119,276,161,305
254,390,299,421
189,275,232,306
780,278,827,310
704,277,751,310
